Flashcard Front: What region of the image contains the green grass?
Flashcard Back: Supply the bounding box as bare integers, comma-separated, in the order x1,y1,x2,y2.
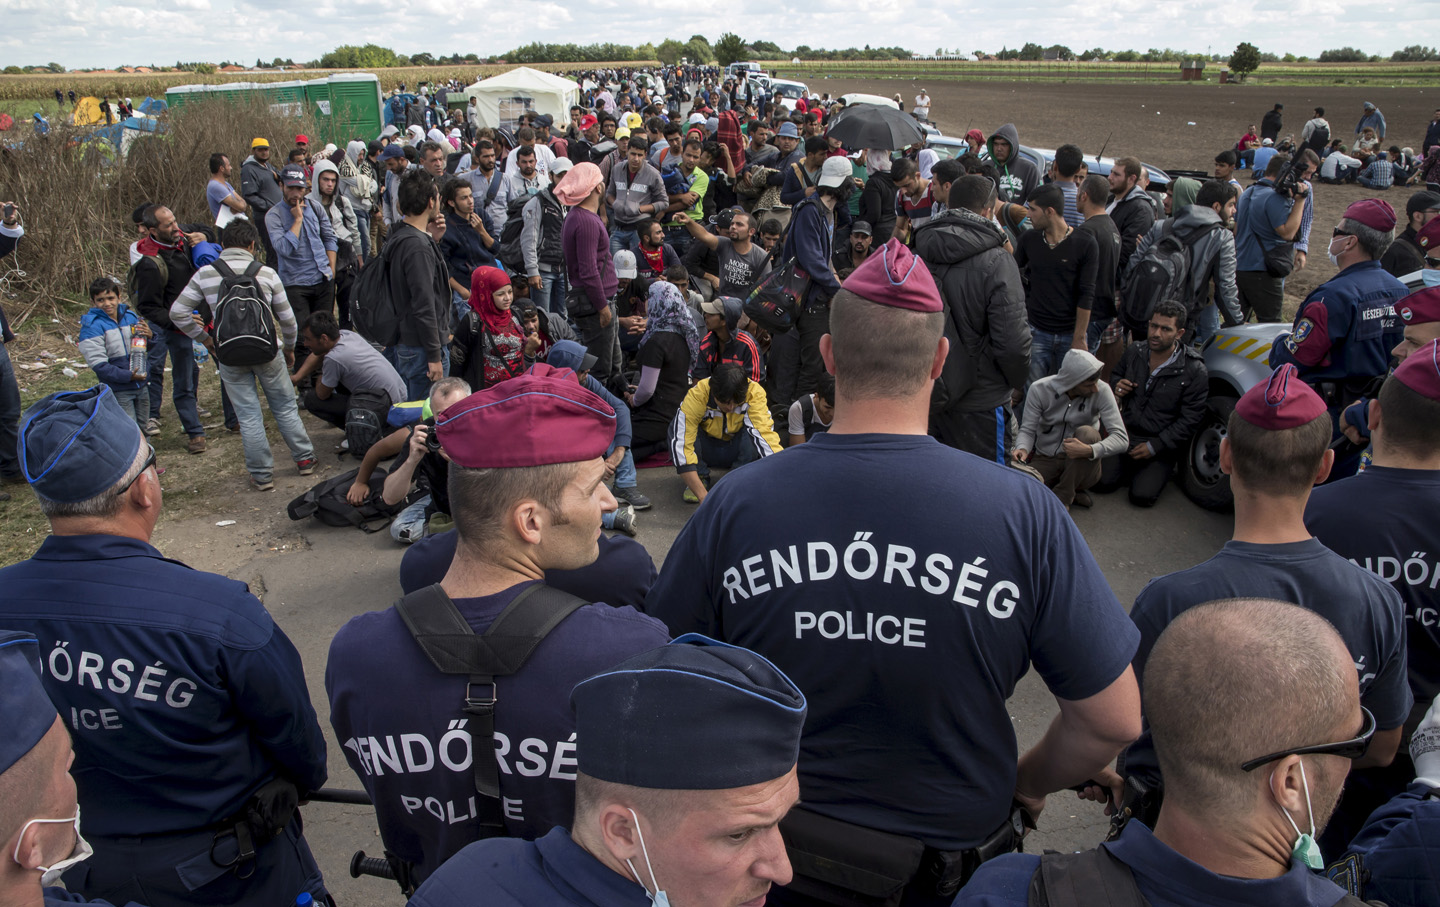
0,97,65,122
760,59,1440,87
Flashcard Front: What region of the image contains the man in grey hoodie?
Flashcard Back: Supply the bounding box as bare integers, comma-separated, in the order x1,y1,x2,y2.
985,123,1040,204
1014,348,1128,510
310,159,360,328
241,137,284,264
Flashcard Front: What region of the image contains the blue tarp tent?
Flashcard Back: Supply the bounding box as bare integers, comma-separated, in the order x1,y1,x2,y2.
137,96,167,115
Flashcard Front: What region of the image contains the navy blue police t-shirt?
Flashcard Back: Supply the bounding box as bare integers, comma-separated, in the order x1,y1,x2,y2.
401,530,658,611
326,582,670,885
1123,538,1412,787
1307,465,1440,732
645,432,1139,850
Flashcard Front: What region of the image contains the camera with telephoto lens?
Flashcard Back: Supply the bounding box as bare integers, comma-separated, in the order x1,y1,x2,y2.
1273,154,1307,199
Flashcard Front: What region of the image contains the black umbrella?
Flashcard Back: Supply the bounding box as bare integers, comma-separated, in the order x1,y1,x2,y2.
825,103,926,151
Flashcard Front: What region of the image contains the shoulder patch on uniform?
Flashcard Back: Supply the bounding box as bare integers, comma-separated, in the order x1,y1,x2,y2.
1284,317,1315,352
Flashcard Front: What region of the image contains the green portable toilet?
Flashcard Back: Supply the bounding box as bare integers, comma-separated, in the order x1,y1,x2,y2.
165,84,208,109
267,80,307,118
303,78,334,141
326,73,383,145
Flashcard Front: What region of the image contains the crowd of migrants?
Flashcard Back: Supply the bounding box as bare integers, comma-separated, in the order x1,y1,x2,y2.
1,65,1440,907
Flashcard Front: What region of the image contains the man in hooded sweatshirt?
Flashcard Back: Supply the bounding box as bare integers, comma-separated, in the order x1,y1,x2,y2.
985,124,1040,205
1014,348,1129,511
241,138,284,265
310,160,360,330
918,175,1031,463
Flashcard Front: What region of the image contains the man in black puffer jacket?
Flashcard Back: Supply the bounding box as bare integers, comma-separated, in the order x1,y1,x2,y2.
1098,299,1208,507
916,175,1031,462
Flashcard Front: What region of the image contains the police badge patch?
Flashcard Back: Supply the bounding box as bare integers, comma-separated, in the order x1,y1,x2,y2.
1284,317,1315,352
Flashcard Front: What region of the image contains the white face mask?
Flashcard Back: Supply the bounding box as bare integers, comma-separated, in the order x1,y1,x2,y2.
624,808,671,907
13,806,93,886
1272,760,1324,870
1421,268,1440,288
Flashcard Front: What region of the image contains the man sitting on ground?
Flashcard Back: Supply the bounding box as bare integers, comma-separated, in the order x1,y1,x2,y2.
670,362,780,505
291,311,406,437
786,373,833,446
1014,348,1128,511
1099,301,1208,507
694,296,763,382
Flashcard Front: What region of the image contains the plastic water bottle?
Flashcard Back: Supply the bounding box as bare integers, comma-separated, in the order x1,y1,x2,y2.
129,333,148,378
192,339,210,365
294,894,313,907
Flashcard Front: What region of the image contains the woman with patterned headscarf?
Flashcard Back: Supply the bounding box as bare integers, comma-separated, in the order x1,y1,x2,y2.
628,279,703,460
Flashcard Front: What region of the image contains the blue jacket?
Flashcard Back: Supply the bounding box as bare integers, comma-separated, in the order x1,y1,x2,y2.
1269,260,1407,387
781,196,841,303
780,160,817,206
77,304,146,391
1234,180,1294,272
1342,782,1440,906
264,198,337,286
0,534,328,837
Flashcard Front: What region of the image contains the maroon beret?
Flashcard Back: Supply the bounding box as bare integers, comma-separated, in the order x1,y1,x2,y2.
1392,339,1440,402
1235,364,1328,430
839,238,942,313
1398,286,1440,326
1343,198,1397,233
435,363,616,468
1418,216,1440,252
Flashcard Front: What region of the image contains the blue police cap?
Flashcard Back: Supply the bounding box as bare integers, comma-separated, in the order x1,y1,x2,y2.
571,634,806,790
20,385,144,503
0,631,58,774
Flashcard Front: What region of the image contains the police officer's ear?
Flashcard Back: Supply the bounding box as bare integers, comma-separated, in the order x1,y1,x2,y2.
1367,397,1383,435
1312,447,1335,486
1218,437,1234,476
592,803,644,863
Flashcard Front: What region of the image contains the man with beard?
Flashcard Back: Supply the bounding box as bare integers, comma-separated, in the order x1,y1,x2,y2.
673,209,771,300
833,219,874,280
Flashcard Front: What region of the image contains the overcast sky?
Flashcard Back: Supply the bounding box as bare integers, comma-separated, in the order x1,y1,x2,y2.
6,0,1439,69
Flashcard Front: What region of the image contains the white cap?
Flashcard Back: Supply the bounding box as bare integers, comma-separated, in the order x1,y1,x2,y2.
551,157,575,175
817,156,852,189
613,249,638,279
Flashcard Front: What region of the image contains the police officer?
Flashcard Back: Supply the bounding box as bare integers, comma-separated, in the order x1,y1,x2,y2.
0,386,329,907
325,364,669,891
1336,286,1440,465
1113,365,1411,855
1307,341,1440,844
408,634,807,907
957,599,1374,906
0,630,145,907
646,240,1143,906
1270,198,1407,477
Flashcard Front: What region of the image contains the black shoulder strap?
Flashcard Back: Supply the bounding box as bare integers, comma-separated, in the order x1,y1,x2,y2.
395,582,587,834
1028,848,1150,907
484,169,502,205
212,258,235,279
242,259,262,279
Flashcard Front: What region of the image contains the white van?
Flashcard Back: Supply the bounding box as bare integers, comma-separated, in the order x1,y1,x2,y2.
726,61,764,80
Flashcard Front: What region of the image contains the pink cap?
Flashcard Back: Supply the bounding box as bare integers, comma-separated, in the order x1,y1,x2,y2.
1397,286,1440,326
434,364,615,468
1392,339,1440,401
553,162,604,206
1235,363,1328,429
839,239,942,313
1342,198,1397,233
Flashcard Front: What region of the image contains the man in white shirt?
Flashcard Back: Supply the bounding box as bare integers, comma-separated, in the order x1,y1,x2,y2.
913,89,931,122
1321,146,1363,184
505,125,557,180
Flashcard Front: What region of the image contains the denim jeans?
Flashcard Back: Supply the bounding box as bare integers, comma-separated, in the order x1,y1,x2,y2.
111,386,150,432
388,344,449,403
536,269,568,317
1027,326,1073,387
1357,176,1391,190
148,330,205,437
1192,304,1221,349
610,227,640,255
0,341,21,479
1085,317,1114,355
391,494,431,543
695,431,761,478
452,290,471,334
217,351,315,483
356,208,373,263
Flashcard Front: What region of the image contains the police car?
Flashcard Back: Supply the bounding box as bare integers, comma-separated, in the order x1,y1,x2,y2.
1180,322,1290,510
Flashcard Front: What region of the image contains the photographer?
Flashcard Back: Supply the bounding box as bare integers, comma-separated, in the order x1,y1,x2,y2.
1234,153,1310,323
0,201,22,498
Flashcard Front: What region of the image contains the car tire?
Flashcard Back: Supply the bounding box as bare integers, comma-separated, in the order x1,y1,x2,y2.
1180,395,1236,512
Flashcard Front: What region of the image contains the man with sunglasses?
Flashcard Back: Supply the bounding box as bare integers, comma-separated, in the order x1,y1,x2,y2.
1101,365,1411,846
1270,199,1408,479
0,386,331,907
957,598,1374,907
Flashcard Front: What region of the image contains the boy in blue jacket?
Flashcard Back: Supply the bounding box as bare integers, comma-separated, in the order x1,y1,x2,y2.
77,276,152,429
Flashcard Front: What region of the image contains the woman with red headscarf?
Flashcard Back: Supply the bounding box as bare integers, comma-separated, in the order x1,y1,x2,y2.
450,266,535,389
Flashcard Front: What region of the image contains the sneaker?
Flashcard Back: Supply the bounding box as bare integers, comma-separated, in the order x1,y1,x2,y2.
682,486,700,504
296,457,317,476
1072,490,1093,509
610,504,638,536
613,485,651,511
335,439,350,452
252,477,275,492
186,436,207,455
197,405,211,417
144,418,161,437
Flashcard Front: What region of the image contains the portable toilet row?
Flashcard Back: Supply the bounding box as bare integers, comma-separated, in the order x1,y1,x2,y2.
165,73,383,145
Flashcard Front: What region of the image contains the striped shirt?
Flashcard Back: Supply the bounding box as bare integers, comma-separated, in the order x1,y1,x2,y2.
896,184,939,232
169,248,297,349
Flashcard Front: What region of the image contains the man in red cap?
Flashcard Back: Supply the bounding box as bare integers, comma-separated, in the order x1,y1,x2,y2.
1111,363,1410,848
325,364,670,892
1307,339,1440,847
1271,198,1408,476
648,239,1143,904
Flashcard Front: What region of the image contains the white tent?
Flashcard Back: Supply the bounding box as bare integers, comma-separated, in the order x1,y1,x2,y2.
463,67,580,130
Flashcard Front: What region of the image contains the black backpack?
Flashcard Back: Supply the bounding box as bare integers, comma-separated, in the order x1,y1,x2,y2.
345,389,393,460
1118,222,1219,335
287,466,411,532
1306,122,1331,155
496,193,533,273
210,259,279,367
352,231,416,348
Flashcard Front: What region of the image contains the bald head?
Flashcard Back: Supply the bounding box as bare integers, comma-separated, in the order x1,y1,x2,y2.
1146,599,1359,821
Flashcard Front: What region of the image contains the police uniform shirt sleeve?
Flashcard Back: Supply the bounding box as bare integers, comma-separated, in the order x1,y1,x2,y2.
1271,297,1335,368
1341,781,1440,907
950,853,1041,906
221,619,328,792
